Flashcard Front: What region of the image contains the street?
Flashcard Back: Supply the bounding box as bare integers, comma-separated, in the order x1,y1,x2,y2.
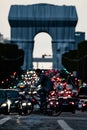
0,111,87,130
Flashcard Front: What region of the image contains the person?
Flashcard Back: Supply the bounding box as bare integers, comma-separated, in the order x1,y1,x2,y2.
35,69,54,112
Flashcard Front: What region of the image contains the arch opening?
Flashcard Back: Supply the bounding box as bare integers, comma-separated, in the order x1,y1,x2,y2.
33,32,53,69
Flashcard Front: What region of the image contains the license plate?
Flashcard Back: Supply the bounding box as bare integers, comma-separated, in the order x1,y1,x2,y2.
47,104,50,108
63,103,68,106
78,104,82,108
11,106,15,108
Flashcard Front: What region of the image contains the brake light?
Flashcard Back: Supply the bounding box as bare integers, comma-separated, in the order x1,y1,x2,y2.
32,98,36,102
50,91,55,96
69,102,74,105
83,103,86,107
50,101,54,105
56,101,59,105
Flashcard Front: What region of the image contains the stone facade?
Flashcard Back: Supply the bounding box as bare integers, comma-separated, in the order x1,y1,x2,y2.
8,3,78,70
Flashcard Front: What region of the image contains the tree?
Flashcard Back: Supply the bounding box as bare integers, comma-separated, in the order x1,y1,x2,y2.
62,41,87,81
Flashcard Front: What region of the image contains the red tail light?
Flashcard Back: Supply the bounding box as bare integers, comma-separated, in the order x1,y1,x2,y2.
69,102,74,105
50,101,54,105
56,101,59,105
32,98,36,102
50,91,56,96
83,103,86,107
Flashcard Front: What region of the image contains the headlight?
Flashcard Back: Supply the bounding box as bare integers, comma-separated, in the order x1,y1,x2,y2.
19,91,25,95
1,103,7,107
28,102,32,106
22,103,26,106
15,100,19,103
33,91,37,94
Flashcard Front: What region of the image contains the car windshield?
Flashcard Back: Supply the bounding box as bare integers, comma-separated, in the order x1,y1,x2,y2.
78,87,87,95
0,90,6,98
6,90,19,98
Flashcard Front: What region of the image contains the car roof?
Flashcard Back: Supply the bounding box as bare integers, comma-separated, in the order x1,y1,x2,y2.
4,89,19,91
0,89,5,90
0,89,6,92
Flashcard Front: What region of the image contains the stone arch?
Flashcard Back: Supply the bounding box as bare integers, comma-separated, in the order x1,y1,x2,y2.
8,3,78,70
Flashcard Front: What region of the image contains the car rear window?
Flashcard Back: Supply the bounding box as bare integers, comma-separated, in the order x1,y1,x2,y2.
0,90,6,98
78,87,87,95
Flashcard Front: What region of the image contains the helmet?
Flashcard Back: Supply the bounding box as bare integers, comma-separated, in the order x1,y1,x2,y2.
17,82,25,89
35,69,42,74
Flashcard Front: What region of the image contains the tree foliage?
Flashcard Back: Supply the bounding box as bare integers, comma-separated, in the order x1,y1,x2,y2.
62,41,87,81
0,43,24,74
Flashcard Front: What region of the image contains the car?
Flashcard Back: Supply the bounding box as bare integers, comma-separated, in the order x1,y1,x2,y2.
5,89,20,113
58,96,76,113
0,89,10,114
77,87,87,111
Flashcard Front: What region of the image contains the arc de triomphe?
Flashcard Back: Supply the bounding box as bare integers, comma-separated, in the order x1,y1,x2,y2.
8,3,78,70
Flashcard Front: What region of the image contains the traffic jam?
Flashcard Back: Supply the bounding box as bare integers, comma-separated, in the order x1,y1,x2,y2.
0,69,87,116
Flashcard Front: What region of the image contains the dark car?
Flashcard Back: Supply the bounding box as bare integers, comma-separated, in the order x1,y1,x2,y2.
0,89,9,114
58,96,76,113
77,87,87,111
5,89,20,113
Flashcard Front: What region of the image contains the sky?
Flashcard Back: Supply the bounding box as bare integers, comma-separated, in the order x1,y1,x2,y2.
0,0,87,69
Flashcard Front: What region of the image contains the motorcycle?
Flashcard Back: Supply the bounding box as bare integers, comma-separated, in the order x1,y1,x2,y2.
47,92,62,116
18,91,33,115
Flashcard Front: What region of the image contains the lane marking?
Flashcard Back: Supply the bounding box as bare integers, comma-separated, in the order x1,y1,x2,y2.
19,114,87,121
57,120,74,130
0,117,11,125
57,117,87,120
